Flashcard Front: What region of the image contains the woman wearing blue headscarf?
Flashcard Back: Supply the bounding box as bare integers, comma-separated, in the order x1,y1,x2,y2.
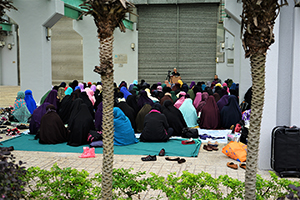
24,90,37,114
65,87,73,95
113,107,138,146
120,86,132,100
179,98,198,128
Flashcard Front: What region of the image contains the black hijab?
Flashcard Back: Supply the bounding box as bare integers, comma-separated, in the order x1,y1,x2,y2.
220,95,242,129
116,102,136,132
162,100,187,136
67,98,95,146
58,95,74,124
135,103,152,133
79,92,95,118
126,94,139,117
39,104,69,144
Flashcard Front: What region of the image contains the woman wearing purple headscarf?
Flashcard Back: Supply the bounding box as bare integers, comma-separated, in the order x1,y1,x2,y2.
217,94,229,113
190,81,196,89
44,90,59,109
196,92,209,114
137,90,154,109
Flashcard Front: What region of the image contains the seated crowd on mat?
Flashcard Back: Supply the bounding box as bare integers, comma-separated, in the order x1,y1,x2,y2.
10,77,251,146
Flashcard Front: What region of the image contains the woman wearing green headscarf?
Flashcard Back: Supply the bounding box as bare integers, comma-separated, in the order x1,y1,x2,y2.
11,91,31,123
170,91,178,102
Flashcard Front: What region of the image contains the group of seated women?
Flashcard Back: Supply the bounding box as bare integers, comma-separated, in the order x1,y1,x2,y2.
11,78,246,146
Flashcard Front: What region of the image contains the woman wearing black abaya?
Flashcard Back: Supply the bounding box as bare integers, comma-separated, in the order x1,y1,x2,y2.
126,94,139,117
39,104,69,144
220,95,242,129
67,98,95,146
135,103,152,133
162,100,187,136
79,91,95,118
116,101,136,132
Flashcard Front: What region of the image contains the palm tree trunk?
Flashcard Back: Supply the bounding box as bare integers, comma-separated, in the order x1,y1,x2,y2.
99,35,115,200
245,54,266,199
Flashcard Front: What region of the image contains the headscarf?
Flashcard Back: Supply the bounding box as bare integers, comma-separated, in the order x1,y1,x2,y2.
44,90,58,109
230,83,236,90
193,92,202,109
74,86,81,91
187,89,195,101
116,101,136,131
174,92,186,109
213,93,221,102
145,88,159,102
157,86,162,92
135,103,152,133
190,81,196,89
227,79,233,88
96,85,102,92
90,85,96,92
94,102,103,131
199,96,220,129
220,95,242,129
137,90,154,109
29,102,51,135
113,107,138,146
58,95,73,124
179,99,198,128
128,84,134,91
206,81,211,88
39,104,69,144
88,82,92,87
120,86,132,100
85,88,96,105
65,87,73,95
67,98,95,146
133,80,138,85
57,87,66,102
40,90,51,105
196,92,209,114
178,80,183,87
12,91,31,123
78,83,85,92
217,94,229,112
215,83,222,88
201,84,206,91
160,93,173,106
181,83,189,93
162,100,187,136
59,82,66,88
170,91,177,102
24,90,37,114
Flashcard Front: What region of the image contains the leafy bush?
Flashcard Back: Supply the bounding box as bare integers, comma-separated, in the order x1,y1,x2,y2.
0,146,26,199
17,163,300,199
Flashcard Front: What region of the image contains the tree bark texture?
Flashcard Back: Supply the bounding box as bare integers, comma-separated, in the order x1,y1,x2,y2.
244,54,266,200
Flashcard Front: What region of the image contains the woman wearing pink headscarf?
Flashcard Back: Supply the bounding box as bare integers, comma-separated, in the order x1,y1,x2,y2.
174,91,186,109
223,83,230,94
193,92,202,109
85,88,95,105
78,83,85,92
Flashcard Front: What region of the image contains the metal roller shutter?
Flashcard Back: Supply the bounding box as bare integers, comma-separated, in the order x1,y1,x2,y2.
138,3,218,85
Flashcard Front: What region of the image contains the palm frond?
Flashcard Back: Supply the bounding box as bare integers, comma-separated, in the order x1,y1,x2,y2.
80,0,135,38
0,0,17,23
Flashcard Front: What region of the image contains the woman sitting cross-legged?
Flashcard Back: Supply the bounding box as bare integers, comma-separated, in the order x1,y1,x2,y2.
140,103,173,142
38,104,69,144
113,107,138,146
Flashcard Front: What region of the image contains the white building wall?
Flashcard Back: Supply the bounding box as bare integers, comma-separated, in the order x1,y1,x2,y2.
74,16,138,85
0,24,18,86
6,0,64,103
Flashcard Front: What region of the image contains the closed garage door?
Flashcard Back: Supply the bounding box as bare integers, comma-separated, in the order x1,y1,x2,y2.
137,4,218,85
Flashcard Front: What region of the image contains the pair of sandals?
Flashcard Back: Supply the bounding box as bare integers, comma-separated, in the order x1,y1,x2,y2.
203,141,219,151
165,157,186,164
227,162,246,170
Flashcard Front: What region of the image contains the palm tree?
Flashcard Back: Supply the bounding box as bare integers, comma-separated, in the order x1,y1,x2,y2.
0,0,17,23
80,0,135,199
240,0,287,199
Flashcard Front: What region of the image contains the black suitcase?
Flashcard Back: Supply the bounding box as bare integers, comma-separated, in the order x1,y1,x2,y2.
271,126,300,178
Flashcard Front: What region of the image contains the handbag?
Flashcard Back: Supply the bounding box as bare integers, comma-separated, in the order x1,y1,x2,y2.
87,130,103,143
181,127,199,138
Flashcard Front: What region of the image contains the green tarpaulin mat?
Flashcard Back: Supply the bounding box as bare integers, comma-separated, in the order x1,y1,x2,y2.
1,134,201,157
